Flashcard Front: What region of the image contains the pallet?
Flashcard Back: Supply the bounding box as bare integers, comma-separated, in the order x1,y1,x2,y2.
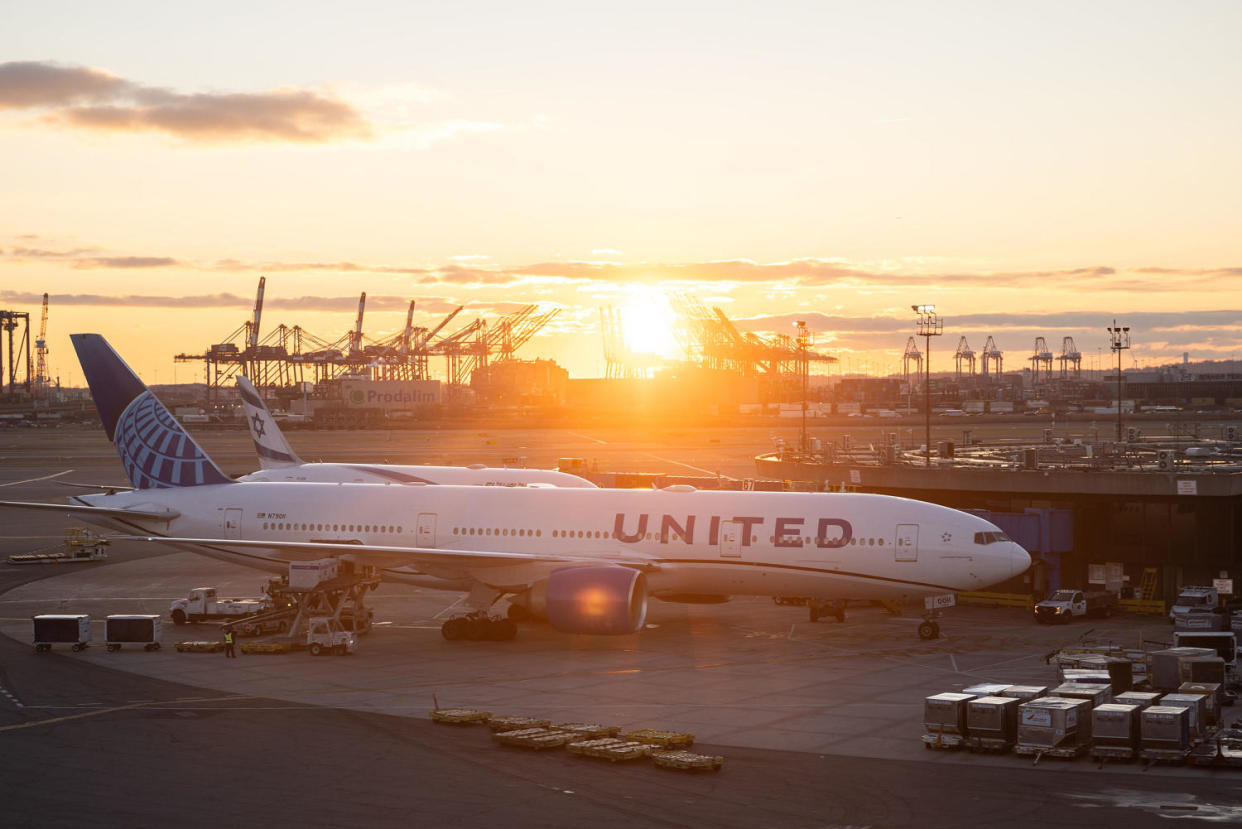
652,749,724,772
625,729,695,749
554,722,621,739
966,737,1013,753
239,641,294,654
493,728,577,750
488,716,552,733
567,738,653,762
430,708,492,725
174,641,225,653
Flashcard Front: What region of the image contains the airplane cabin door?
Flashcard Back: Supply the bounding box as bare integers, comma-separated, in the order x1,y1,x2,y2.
719,521,742,558
223,508,243,539
895,524,918,561
416,512,437,547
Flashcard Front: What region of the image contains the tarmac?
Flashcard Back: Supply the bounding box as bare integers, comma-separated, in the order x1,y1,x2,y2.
4,426,1242,827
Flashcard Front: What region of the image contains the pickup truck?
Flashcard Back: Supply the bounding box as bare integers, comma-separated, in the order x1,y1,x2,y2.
170,587,270,625
1034,589,1118,623
1169,586,1220,626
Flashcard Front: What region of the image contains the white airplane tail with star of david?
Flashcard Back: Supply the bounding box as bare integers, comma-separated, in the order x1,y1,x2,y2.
236,375,303,468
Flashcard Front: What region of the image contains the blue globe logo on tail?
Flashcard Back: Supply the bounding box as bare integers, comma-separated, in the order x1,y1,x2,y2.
114,392,232,489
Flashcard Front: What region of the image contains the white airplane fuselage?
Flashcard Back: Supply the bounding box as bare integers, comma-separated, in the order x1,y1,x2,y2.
75,482,1028,601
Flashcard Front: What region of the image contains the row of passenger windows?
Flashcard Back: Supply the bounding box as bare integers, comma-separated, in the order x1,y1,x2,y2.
262,522,402,534
446,527,885,546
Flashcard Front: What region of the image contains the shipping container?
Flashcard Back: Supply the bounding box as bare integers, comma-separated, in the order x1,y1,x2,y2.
1141,705,1191,752
32,614,90,652
289,558,340,590
105,614,162,651
1114,691,1162,710
1092,703,1142,751
966,696,1019,746
1160,693,1208,738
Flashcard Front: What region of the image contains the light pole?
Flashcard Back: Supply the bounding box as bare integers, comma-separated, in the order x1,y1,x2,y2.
1107,320,1130,442
913,305,943,468
795,321,810,455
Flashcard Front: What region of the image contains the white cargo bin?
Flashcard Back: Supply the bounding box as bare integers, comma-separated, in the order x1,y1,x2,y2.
966,696,1019,745
962,683,1011,697
1017,698,1090,749
1092,704,1141,750
32,614,90,652
1114,691,1162,710
105,614,162,651
289,558,340,589
1050,682,1112,708
1159,693,1208,739
1141,705,1190,752
924,693,974,736
1000,685,1047,701
1178,682,1222,725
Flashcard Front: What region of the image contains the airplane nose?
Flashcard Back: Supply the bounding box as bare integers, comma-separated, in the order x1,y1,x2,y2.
1010,544,1032,577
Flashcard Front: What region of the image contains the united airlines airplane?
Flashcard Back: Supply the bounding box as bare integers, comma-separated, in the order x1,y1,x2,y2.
0,335,1030,642
235,375,596,488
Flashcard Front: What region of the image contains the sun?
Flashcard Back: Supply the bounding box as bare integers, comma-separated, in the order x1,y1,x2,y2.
619,287,680,360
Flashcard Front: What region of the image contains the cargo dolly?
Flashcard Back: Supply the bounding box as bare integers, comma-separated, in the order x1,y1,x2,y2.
8,528,109,565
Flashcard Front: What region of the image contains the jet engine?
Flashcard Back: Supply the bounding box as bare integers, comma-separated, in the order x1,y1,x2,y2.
540,567,648,635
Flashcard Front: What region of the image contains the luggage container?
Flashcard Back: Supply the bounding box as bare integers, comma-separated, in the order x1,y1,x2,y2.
1015,697,1091,758
1000,685,1047,701
1185,656,1227,686
1148,647,1216,691
32,614,90,653
962,683,1011,697
965,696,1019,751
1160,693,1208,739
1114,691,1162,710
1179,682,1223,725
1058,669,1112,687
1050,682,1112,708
104,614,162,652
289,558,340,589
922,692,974,749
1141,705,1191,762
1091,703,1142,760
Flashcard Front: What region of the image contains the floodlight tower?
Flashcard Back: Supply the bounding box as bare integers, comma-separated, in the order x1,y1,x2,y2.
796,320,810,454
1107,320,1131,442
913,305,943,468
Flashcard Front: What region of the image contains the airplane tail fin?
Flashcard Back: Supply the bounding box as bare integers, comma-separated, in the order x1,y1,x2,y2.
236,375,303,468
70,334,232,489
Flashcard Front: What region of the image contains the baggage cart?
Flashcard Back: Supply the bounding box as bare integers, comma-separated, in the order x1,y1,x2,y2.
429,708,491,725
1091,703,1141,761
966,696,1019,752
1159,693,1208,739
493,728,577,750
32,614,90,653
173,640,224,653
1000,685,1047,701
567,738,653,762
488,716,552,733
1015,697,1091,759
652,749,724,772
923,692,974,749
625,729,695,748
1140,705,1191,763
104,614,161,652
554,723,621,739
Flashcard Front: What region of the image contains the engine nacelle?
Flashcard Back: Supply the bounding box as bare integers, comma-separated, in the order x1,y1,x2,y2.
544,567,647,635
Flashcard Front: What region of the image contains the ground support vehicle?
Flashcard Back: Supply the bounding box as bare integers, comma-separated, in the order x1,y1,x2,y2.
104,614,161,651
1188,729,1242,767
1034,589,1118,623
1014,742,1088,760
8,528,109,565
305,616,357,656
1170,586,1220,626
263,561,379,651
32,614,90,653
170,588,269,625
231,607,295,637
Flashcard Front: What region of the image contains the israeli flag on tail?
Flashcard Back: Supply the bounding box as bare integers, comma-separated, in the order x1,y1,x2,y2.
236,375,302,468
70,334,231,489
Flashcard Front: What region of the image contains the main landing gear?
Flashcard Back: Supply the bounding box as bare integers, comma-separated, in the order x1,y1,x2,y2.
917,612,941,640
441,612,518,642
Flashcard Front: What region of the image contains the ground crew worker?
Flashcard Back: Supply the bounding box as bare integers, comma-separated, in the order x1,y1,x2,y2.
224,627,236,658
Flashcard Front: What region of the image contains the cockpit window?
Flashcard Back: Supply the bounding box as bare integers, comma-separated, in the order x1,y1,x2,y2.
973,531,1011,545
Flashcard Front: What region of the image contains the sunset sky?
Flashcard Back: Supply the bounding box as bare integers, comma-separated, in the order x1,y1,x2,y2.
3,2,1240,387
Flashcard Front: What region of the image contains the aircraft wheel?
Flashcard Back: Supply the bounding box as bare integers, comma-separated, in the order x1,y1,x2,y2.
465,617,490,641
918,621,939,640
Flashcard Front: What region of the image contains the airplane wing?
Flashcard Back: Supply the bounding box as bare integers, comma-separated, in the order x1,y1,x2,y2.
114,535,658,583
0,500,180,520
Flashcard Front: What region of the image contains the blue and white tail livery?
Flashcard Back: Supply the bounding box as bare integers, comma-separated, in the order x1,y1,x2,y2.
236,375,302,468
70,334,231,489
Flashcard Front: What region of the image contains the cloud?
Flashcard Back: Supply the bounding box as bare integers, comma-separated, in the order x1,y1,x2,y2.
0,60,371,144
0,290,485,317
